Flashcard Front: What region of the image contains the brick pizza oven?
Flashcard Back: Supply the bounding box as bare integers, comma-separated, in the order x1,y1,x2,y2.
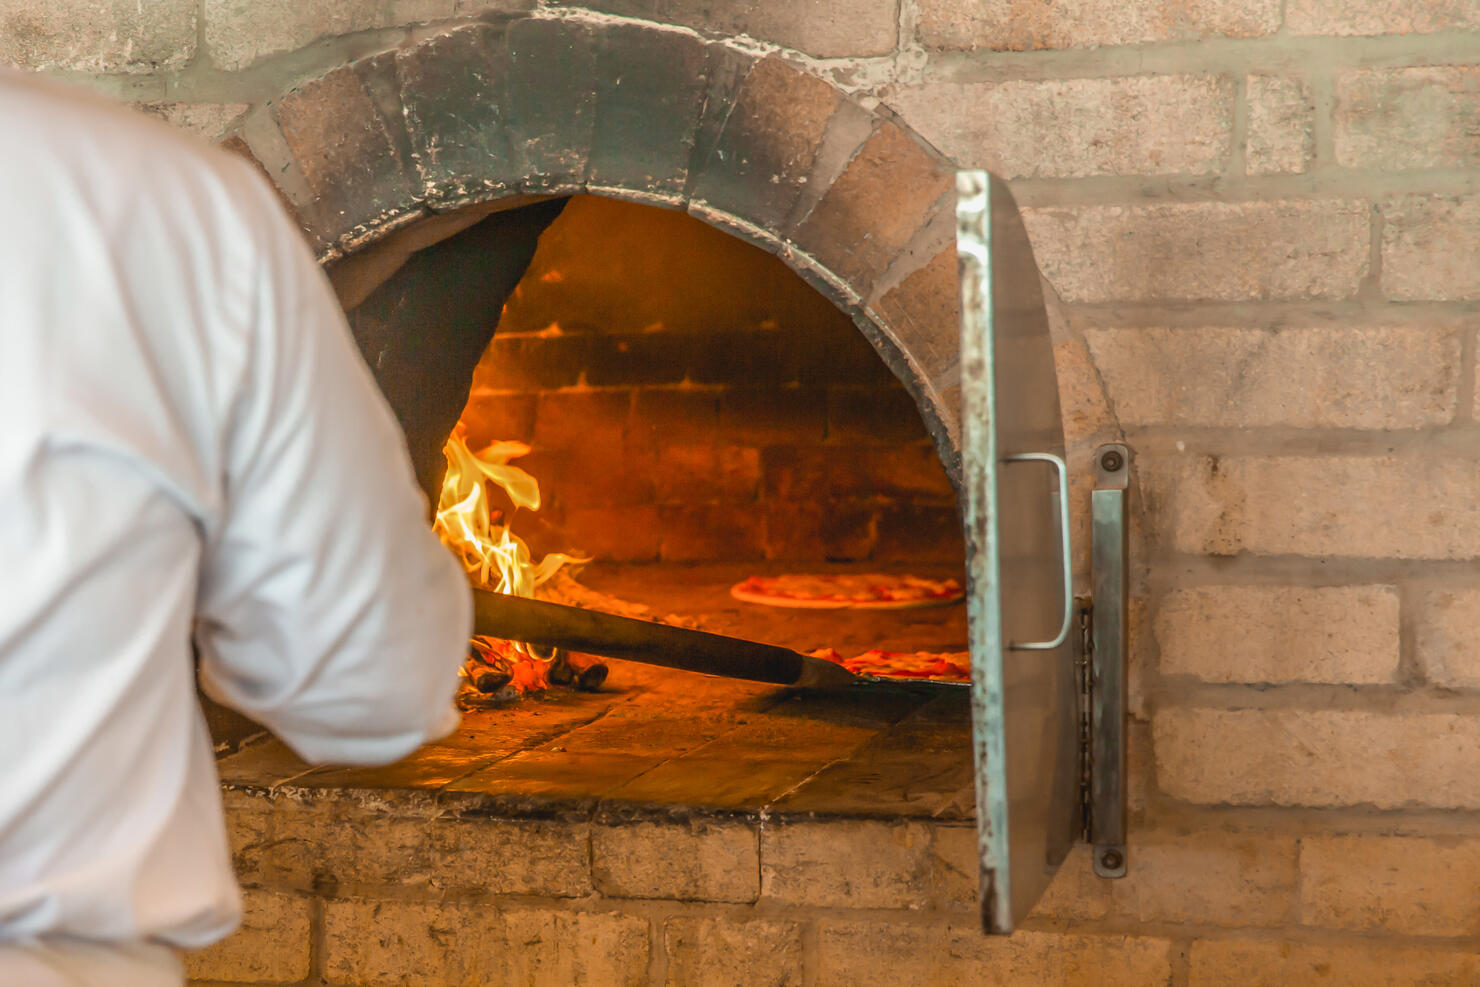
196,14,1112,980
13,1,1480,984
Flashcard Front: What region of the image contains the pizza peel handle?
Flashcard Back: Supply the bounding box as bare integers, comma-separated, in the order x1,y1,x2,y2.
470,590,859,687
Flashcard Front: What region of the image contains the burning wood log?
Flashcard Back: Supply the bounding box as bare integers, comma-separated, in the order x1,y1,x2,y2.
473,668,513,693
575,661,608,692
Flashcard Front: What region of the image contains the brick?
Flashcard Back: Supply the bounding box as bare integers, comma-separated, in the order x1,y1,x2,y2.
1383,194,1480,300
1416,587,1480,687
1037,832,1297,927
761,820,931,909
817,923,1174,987
551,0,897,57
1337,67,1480,170
928,825,979,909
917,0,1278,50
1025,200,1369,304
583,333,696,387
761,445,949,502
1301,835,1480,936
325,900,649,985
794,123,952,293
428,818,594,896
395,0,459,19
1155,585,1399,685
456,0,533,12
826,385,932,444
1084,326,1459,428
138,102,250,142
1188,939,1480,986
716,388,829,445
857,445,957,500
397,24,518,204
1153,455,1480,560
1053,335,1118,448
786,320,901,389
658,502,767,562
592,820,759,902
588,24,710,198
630,388,722,446
205,0,390,71
887,75,1232,178
873,503,964,561
323,899,503,985
533,389,631,451
232,800,591,897
689,331,788,387
691,56,844,231
273,57,416,240
505,17,597,189
480,335,593,391
461,392,539,446
1246,74,1314,174
873,247,959,381
0,0,196,72
562,504,662,561
1155,707,1480,808
664,917,803,987
763,499,879,561
653,445,762,502
184,890,311,982
500,909,650,986
1287,0,1480,37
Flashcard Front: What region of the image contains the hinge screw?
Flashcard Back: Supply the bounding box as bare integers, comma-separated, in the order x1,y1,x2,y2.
1100,450,1124,472
1099,848,1123,871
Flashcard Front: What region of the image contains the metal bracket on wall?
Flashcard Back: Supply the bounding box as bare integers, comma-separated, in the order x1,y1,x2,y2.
1089,443,1130,878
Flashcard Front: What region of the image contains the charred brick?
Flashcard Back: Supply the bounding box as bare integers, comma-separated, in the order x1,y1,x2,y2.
398,23,519,203
690,56,844,231
717,387,829,445
588,23,710,198
505,17,597,190
273,56,419,241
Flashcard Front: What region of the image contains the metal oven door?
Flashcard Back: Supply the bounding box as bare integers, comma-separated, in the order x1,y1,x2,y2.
958,171,1080,933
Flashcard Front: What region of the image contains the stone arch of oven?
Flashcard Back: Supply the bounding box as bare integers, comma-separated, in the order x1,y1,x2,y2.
224,15,966,483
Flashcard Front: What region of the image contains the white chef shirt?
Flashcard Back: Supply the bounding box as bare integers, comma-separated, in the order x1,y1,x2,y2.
0,70,472,981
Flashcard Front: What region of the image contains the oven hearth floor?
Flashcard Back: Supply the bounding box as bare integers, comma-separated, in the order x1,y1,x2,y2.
216,563,974,821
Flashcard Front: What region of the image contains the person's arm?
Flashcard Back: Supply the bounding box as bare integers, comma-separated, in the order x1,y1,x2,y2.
194,168,470,765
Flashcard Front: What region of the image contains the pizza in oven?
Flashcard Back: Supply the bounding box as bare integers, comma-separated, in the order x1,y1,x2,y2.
810,647,970,682
730,572,964,610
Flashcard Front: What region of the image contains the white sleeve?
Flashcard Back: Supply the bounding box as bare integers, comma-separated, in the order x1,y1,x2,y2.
194,173,471,766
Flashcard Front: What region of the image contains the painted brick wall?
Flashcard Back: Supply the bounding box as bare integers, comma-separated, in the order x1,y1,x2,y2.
9,0,1480,983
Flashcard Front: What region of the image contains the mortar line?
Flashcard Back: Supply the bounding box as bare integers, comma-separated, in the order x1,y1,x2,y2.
920,32,1480,85
1362,194,1385,302
1456,325,1478,424
1117,423,1480,455
1310,59,1337,170
1145,553,1480,588
1228,71,1250,180
1394,578,1427,688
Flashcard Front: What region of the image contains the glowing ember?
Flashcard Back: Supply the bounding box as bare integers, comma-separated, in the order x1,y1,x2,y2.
434,425,586,694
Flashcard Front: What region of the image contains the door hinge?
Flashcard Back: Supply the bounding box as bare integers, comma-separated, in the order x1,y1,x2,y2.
1082,443,1130,878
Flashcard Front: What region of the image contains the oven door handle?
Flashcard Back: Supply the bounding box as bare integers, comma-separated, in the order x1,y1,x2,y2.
1003,452,1073,651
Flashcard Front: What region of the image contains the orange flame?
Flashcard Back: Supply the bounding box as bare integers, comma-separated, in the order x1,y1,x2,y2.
434,426,585,674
